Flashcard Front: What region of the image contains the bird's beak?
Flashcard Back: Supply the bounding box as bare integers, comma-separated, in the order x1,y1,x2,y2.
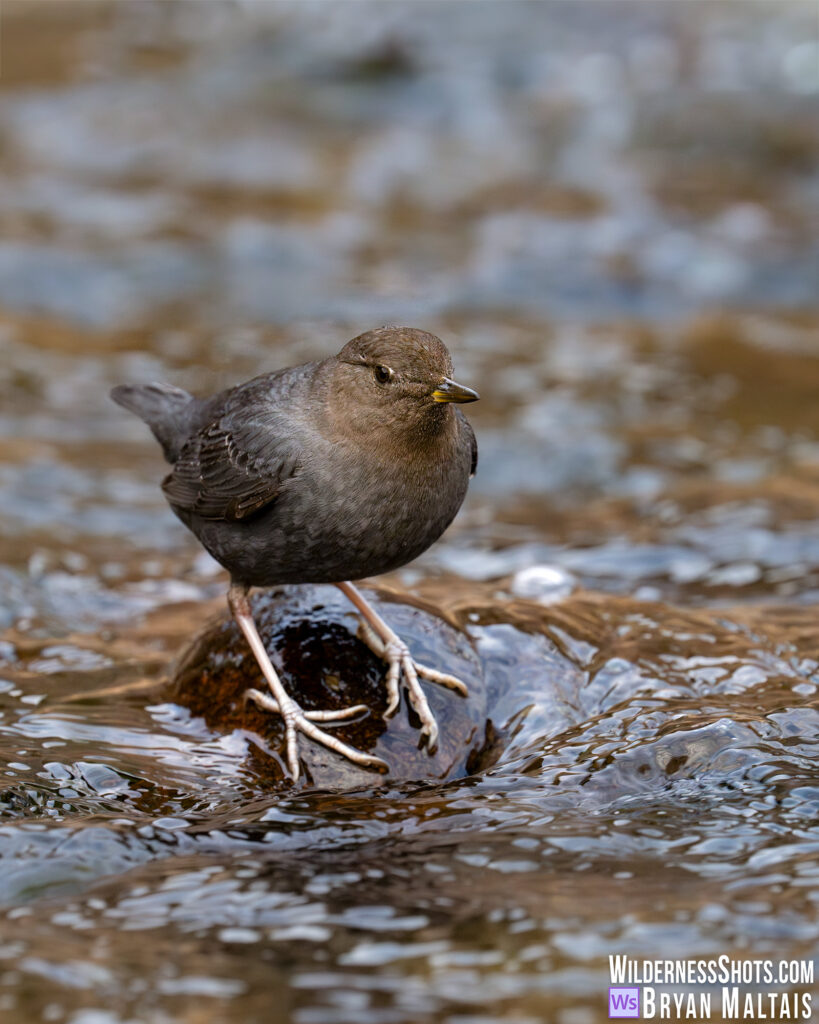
431,377,480,404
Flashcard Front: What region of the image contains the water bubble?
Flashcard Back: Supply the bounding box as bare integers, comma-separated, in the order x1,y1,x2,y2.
510,565,576,604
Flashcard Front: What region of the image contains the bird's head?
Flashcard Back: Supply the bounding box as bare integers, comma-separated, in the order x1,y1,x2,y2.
329,327,478,437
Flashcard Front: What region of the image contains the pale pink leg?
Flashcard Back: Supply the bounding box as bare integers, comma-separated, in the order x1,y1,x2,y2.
336,581,468,751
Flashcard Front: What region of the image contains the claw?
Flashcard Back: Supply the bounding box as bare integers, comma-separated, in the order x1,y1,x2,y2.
384,660,401,717
346,584,468,752
245,688,388,779
229,584,388,782
245,689,369,722
412,663,469,697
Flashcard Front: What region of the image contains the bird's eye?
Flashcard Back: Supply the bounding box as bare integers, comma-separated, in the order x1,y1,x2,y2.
373,365,394,385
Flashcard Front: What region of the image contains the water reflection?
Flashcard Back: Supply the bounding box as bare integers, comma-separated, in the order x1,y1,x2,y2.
2,585,819,1020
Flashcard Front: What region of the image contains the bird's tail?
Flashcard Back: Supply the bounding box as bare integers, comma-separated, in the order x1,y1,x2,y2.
110,381,195,463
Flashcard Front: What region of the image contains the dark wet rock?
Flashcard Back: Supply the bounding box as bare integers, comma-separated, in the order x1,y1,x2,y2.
168,585,489,789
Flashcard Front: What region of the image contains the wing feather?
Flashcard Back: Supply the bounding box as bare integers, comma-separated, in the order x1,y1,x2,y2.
456,409,478,477
161,388,301,522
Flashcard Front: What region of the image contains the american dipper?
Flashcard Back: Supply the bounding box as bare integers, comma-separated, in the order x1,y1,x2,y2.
111,327,478,780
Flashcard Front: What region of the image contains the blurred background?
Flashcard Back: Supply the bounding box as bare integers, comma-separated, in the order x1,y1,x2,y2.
1,3,819,1023
1,0,817,610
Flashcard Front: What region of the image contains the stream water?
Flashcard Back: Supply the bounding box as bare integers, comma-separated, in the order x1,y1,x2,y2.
0,3,818,1022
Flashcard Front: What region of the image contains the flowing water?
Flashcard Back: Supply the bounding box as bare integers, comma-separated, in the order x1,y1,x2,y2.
0,2,818,1022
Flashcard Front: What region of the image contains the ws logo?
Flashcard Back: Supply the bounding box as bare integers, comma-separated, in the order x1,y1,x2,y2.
609,987,640,1018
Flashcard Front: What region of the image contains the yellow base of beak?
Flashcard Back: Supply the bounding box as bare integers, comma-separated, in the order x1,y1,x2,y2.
432,378,480,404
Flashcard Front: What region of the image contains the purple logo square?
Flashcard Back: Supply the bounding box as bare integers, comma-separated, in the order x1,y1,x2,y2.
609,986,640,1018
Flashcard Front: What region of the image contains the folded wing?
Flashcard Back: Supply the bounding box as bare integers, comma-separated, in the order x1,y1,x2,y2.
162,388,301,522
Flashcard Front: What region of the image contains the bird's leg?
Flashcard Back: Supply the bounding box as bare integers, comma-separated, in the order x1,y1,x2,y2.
227,584,387,781
335,581,469,752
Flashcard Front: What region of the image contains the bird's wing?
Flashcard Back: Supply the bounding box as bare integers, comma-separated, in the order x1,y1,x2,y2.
161,387,301,522
457,409,478,477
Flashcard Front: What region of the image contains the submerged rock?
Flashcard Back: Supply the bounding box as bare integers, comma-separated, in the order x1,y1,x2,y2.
168,584,490,789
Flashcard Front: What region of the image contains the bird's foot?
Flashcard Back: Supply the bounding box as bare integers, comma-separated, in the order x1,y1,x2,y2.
357,620,469,751
244,688,388,779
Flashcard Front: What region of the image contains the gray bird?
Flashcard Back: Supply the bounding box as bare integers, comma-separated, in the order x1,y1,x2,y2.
111,327,478,780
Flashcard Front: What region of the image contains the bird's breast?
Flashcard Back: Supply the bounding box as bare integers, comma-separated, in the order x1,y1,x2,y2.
281,429,470,582
201,423,472,587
